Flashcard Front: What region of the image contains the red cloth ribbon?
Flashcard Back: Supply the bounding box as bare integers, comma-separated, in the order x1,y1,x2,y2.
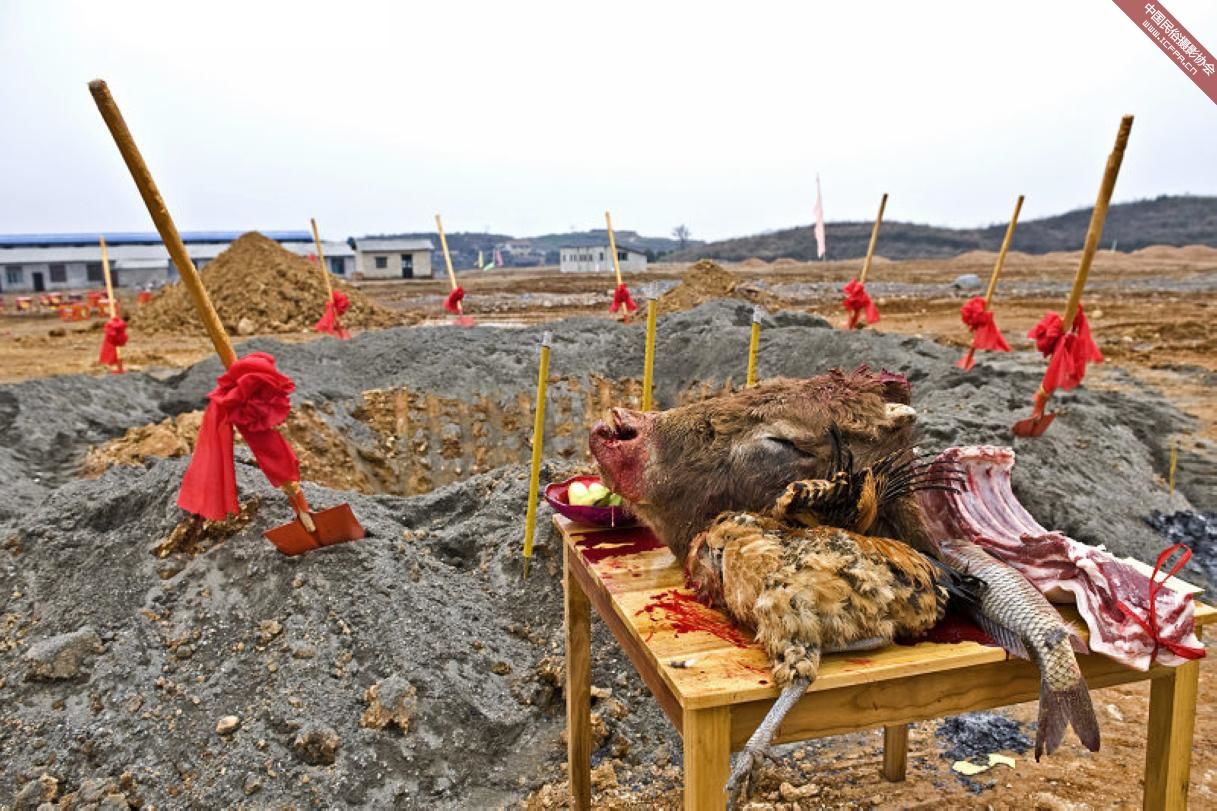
314,291,351,339
610,283,638,314
177,352,301,521
444,286,465,314
960,296,1010,353
99,317,128,368
842,279,879,326
1115,544,1206,662
1028,305,1103,394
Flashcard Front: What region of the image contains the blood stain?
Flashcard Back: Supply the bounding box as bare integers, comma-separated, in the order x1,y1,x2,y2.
635,589,753,648
576,526,665,564
897,611,997,647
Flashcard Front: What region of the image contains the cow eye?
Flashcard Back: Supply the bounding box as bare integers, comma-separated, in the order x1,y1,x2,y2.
762,436,807,455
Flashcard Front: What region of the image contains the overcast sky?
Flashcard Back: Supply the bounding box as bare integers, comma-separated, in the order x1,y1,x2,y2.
2,1,1216,242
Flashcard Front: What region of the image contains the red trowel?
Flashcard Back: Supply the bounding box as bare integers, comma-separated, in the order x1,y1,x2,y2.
89,79,365,555
1013,115,1131,438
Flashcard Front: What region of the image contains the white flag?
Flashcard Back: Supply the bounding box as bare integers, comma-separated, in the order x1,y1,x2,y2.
814,174,827,259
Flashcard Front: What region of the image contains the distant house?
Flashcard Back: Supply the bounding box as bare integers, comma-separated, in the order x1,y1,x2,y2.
559,244,647,274
497,240,547,267
353,238,435,280
0,231,335,292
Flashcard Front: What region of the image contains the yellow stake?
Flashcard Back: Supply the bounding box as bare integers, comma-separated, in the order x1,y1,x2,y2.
1169,439,1178,498
642,297,657,411
985,195,1024,307
858,193,888,286
309,217,333,299
522,331,553,580
746,306,763,387
605,211,623,287
435,214,463,315
99,235,121,366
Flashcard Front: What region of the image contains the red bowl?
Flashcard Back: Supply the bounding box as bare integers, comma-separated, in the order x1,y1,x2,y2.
544,475,637,527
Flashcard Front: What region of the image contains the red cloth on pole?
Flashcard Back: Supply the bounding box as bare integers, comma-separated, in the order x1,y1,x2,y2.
314,291,351,339
98,317,128,368
960,296,1010,353
444,286,465,314
609,283,638,314
842,278,879,325
1028,305,1103,394
177,352,301,521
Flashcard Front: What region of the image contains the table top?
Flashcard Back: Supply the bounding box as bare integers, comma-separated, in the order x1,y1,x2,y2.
557,515,1215,711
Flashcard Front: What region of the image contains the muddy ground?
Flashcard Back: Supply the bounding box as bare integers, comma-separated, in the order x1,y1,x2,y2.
1,248,1215,808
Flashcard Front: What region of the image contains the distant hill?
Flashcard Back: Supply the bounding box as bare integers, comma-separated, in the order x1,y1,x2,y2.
665,195,1217,262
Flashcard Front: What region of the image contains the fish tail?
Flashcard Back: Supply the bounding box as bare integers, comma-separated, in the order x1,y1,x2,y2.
1035,677,1100,760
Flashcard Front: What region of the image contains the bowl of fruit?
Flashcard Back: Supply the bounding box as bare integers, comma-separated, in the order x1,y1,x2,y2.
544,475,636,527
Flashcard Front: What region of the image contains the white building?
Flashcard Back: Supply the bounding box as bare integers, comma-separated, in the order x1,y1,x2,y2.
0,231,354,293
352,238,436,280
559,244,648,274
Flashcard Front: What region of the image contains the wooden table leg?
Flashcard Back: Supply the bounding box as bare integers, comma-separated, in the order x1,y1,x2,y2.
1143,659,1200,811
565,544,592,811
882,723,909,782
683,705,731,811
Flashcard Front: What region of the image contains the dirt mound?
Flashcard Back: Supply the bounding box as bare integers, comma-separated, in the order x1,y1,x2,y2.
951,250,999,264
656,260,774,314
1131,244,1217,263
132,232,407,335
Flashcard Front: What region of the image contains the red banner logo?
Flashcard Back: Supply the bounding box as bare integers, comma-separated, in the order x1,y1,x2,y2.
1113,1,1217,105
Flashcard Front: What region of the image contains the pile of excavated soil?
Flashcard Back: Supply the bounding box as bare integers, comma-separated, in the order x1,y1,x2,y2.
1,301,1213,807
132,232,408,335
656,260,775,314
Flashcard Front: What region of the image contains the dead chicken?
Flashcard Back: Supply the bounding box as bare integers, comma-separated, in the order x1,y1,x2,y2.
685,444,966,803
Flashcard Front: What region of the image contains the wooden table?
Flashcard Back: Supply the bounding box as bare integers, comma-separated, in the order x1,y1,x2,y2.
557,515,1214,810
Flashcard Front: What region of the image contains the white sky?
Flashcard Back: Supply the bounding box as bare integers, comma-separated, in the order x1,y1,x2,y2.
2,1,1216,242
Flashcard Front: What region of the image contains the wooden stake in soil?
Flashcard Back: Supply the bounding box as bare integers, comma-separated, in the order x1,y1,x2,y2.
746,306,763,387
435,214,471,322
309,217,333,299
1013,115,1132,438
642,297,657,411
522,331,553,580
98,235,124,372
958,194,1023,370
88,79,364,554
605,211,637,319
843,193,887,329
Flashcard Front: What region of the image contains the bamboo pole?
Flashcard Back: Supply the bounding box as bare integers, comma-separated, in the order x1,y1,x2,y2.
858,193,888,285
435,214,463,315
1063,115,1133,331
100,235,122,368
605,211,623,286
309,217,333,298
522,331,553,579
1013,115,1133,437
88,81,235,367
959,195,1023,370
746,306,762,387
641,297,657,411
985,194,1024,306
88,79,315,530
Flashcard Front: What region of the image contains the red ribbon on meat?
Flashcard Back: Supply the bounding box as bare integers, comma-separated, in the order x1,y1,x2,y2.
177,352,301,521
960,296,1010,353
98,317,128,368
314,290,351,339
1115,544,1206,662
609,283,638,314
1027,305,1103,394
444,286,465,314
842,278,879,327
